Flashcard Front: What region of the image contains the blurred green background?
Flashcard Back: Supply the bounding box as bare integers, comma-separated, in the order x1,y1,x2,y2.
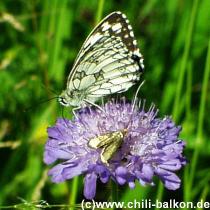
0,0,209,209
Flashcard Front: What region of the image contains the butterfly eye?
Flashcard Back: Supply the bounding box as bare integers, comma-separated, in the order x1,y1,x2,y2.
58,97,69,106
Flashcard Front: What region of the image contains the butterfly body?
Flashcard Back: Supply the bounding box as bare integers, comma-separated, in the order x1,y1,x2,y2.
59,89,90,107
59,11,144,107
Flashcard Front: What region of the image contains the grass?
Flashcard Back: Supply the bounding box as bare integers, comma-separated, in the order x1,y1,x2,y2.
189,38,210,202
172,0,199,121
0,0,209,209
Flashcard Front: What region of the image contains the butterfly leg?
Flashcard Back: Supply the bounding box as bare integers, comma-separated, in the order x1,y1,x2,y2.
83,99,105,113
101,97,105,107
72,107,81,119
132,80,145,111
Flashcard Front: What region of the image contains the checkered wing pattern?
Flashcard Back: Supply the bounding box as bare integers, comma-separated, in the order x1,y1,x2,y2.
60,11,144,107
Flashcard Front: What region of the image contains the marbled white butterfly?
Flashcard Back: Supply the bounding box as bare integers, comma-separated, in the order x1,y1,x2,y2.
59,11,144,108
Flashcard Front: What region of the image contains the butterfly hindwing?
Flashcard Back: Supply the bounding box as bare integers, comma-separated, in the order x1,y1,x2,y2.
67,11,144,98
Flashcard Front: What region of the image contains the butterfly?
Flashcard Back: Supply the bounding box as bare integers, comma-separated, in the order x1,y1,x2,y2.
58,11,144,108
88,129,127,165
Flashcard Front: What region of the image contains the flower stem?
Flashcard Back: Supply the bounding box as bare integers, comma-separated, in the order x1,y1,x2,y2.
154,182,164,210
111,180,119,202
68,177,79,210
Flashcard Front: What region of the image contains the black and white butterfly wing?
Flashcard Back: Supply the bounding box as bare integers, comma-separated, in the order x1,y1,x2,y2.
61,11,144,106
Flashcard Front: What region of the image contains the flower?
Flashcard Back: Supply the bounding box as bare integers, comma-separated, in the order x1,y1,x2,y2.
44,98,186,199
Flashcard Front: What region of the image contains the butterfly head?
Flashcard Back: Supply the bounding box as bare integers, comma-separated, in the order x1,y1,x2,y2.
58,91,70,107
58,90,85,107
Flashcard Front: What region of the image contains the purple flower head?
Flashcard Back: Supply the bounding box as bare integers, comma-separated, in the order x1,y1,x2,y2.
44,98,186,199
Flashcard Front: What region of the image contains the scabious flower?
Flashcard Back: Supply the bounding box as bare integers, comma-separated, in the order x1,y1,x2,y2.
44,98,186,199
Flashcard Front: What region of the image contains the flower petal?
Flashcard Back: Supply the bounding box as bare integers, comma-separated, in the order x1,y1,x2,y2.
155,168,181,190
84,172,97,199
115,166,127,185
159,159,182,171
44,140,74,164
62,159,89,180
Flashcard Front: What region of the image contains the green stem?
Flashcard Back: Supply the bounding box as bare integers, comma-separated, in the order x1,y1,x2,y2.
183,63,192,210
186,62,192,120
172,0,199,121
69,177,79,210
196,185,209,210
95,0,105,24
183,165,190,205
189,39,210,197
111,180,119,202
171,1,199,207
154,182,164,210
196,39,210,143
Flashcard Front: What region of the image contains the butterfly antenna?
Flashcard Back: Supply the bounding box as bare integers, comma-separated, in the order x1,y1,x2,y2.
24,96,59,112
40,83,60,97
40,82,60,96
132,80,145,112
48,87,59,96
